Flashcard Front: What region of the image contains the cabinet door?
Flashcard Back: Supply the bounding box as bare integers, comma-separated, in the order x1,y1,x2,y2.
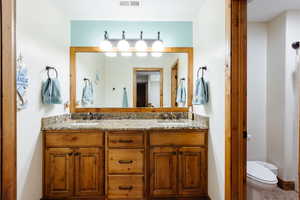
45,148,74,198
150,147,177,196
74,148,104,196
178,147,207,196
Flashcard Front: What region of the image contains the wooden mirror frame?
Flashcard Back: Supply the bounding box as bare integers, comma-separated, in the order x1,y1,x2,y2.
70,47,193,113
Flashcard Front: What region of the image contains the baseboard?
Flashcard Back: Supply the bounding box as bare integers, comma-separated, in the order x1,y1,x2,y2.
277,176,295,191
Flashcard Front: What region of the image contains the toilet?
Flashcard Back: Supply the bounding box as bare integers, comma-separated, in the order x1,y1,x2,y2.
247,161,278,200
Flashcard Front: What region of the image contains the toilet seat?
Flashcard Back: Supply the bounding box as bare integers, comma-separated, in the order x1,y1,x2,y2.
247,161,278,184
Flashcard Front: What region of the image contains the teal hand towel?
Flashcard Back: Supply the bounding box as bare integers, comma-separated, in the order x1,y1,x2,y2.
122,88,129,108
81,80,93,105
176,80,186,104
193,77,209,105
41,78,62,104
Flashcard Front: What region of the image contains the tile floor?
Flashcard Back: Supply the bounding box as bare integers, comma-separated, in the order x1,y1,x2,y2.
263,187,298,200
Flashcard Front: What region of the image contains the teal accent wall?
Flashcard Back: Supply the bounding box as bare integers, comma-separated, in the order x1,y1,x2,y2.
71,20,193,47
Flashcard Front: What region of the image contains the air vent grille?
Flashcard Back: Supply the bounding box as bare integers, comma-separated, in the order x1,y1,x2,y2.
119,0,141,7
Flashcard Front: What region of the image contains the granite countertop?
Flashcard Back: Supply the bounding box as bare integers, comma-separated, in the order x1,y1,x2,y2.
42,119,209,131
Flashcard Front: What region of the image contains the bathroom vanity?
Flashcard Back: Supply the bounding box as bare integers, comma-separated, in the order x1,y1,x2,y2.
41,118,209,200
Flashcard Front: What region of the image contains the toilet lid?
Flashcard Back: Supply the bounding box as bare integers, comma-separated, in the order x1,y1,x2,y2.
247,161,278,184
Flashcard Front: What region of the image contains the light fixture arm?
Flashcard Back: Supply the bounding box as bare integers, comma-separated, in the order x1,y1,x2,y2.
104,31,109,40
140,31,143,40
122,31,126,40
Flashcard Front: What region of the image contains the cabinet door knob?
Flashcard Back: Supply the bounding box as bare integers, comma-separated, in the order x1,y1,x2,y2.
119,186,133,190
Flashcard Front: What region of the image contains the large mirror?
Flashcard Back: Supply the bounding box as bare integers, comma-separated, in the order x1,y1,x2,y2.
71,47,193,112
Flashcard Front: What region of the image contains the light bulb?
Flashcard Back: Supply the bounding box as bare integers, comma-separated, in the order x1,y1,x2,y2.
151,52,162,57
117,39,130,51
136,52,148,57
121,52,132,57
135,40,148,51
105,52,117,57
100,40,113,51
152,40,165,52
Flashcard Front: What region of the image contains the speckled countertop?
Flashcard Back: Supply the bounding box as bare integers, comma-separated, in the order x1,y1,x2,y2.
42,119,208,131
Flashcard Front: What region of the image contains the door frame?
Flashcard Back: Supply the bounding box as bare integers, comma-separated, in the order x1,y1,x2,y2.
225,0,247,200
171,60,179,107
133,68,164,107
1,0,17,200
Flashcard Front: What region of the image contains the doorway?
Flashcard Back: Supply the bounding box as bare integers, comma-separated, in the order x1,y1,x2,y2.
133,68,163,108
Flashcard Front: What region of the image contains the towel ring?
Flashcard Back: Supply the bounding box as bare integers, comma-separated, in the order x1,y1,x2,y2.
197,66,207,78
46,66,58,78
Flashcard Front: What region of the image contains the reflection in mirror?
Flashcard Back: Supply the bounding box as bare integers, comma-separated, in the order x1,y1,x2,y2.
133,68,163,108
76,53,188,108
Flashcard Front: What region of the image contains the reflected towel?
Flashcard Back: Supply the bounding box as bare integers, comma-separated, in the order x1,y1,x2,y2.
81,80,93,105
176,80,186,104
41,78,62,104
122,88,129,108
193,77,209,105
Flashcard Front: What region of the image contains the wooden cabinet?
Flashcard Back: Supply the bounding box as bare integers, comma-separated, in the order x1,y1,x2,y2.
149,131,208,199
43,131,105,199
178,147,207,196
43,129,208,200
75,148,104,196
45,148,74,198
107,131,146,199
150,147,177,196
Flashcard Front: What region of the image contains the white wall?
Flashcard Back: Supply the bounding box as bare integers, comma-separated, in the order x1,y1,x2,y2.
76,53,105,106
193,0,225,199
284,10,300,185
266,12,287,180
247,22,268,161
16,0,70,200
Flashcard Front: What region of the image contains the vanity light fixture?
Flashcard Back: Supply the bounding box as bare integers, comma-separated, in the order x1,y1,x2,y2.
100,31,113,51
117,31,130,52
135,31,148,57
135,31,148,51
152,32,165,52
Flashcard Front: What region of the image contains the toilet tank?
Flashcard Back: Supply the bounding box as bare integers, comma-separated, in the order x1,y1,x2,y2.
255,161,278,176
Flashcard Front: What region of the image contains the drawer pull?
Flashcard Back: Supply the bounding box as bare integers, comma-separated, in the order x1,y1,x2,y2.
118,160,133,164
118,139,133,143
119,186,133,190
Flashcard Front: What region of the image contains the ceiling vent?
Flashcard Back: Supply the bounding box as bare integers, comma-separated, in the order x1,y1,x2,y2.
119,0,141,7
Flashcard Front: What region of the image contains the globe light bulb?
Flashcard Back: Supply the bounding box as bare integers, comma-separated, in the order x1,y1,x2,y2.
135,40,148,51
152,40,165,52
100,40,113,51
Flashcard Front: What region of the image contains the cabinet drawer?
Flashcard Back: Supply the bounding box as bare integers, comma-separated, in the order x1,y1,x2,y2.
108,132,144,148
45,132,104,147
108,175,144,199
150,132,206,146
108,149,144,174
